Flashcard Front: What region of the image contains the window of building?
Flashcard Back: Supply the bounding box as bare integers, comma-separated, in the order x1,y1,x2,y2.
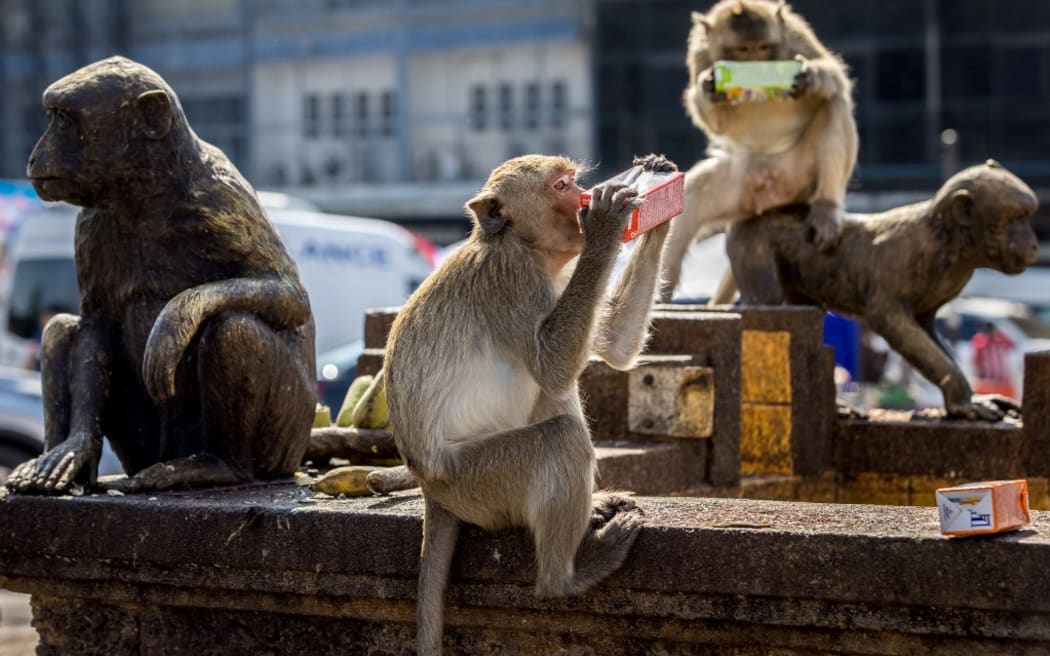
380,90,397,137
550,80,567,129
332,94,346,138
876,49,925,101
498,83,514,131
470,85,487,131
353,92,369,138
524,81,541,131
303,94,321,139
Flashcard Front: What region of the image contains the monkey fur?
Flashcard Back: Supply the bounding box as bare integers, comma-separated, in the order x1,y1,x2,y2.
727,160,1039,421
372,154,674,654
7,56,316,494
661,0,858,302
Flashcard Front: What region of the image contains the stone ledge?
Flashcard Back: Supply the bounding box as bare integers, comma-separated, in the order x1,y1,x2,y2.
1,484,1050,654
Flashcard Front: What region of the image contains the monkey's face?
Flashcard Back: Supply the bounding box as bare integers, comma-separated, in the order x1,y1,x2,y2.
943,162,1039,275
27,84,134,207
709,2,781,61
536,167,586,257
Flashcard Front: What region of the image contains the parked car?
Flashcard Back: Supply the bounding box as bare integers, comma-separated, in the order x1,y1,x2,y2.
0,366,122,484
0,199,436,367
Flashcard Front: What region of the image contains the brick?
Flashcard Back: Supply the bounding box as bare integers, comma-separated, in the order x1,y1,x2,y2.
741,330,792,404
741,403,793,475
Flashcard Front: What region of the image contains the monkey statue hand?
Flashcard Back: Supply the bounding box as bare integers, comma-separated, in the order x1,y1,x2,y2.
947,394,1020,422
142,288,207,403
6,431,101,494
580,183,640,252
700,69,728,104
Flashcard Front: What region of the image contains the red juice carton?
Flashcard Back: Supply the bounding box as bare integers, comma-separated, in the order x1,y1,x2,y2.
935,479,1031,536
579,167,685,242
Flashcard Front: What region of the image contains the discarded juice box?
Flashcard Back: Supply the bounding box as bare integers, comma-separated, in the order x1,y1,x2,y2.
579,167,685,242
713,59,802,104
935,479,1031,536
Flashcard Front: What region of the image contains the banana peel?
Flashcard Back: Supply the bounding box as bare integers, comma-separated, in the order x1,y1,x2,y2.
309,465,378,496
349,370,389,429
336,374,374,427
313,403,332,428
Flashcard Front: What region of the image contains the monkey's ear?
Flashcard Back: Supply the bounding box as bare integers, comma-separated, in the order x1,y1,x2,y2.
947,188,975,226
691,11,711,30
467,190,508,235
136,90,173,140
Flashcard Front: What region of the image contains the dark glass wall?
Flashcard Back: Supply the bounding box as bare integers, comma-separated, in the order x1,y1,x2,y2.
594,0,1050,191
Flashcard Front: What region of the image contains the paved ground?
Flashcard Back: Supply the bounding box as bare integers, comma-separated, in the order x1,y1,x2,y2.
0,590,37,656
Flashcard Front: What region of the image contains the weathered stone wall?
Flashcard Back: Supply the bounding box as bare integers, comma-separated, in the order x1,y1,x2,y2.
2,486,1050,655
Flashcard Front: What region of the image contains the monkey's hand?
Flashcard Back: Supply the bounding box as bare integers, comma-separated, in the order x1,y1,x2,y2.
5,432,100,495
791,56,845,100
700,69,727,104
633,153,678,173
143,278,311,402
804,200,843,252
580,183,641,250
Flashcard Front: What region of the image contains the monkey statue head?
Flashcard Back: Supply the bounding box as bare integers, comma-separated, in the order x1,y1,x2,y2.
693,0,789,61
465,154,588,264
26,56,198,209
931,160,1039,275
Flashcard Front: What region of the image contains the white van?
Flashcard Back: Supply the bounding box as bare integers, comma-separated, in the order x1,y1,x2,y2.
0,199,435,366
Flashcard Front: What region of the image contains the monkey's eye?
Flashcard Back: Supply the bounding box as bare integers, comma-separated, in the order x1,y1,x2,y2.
49,109,72,130
553,174,574,192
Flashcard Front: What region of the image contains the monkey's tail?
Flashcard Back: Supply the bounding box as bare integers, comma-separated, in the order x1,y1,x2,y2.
417,499,460,656
567,494,643,594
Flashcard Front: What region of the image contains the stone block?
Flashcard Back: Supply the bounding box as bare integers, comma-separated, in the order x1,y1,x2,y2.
1023,351,1050,475
628,362,714,438
4,486,1050,654
741,330,792,404
740,403,793,474
838,473,911,506
834,418,1025,479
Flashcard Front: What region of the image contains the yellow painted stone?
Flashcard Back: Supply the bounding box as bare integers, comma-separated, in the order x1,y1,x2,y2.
741,330,792,404
1027,478,1049,511
740,403,793,475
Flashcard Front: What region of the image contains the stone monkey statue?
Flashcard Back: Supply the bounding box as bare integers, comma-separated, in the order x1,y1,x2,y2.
7,56,316,494
371,154,675,654
727,161,1038,421
662,0,858,302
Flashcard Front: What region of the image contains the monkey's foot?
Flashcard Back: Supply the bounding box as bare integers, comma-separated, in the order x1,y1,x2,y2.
4,437,98,495
805,200,843,252
100,454,243,493
591,492,639,529
365,465,418,494
946,394,1021,422
632,153,677,173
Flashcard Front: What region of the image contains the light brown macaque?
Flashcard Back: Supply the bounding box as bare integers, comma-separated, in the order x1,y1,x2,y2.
661,0,858,302
367,154,674,655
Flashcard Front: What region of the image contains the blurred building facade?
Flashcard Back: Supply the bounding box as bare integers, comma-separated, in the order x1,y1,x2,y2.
0,0,594,190
2,0,1049,214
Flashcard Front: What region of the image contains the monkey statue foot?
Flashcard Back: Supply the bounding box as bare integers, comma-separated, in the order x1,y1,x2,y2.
5,434,100,495
99,454,244,493
946,394,1021,423
804,200,843,252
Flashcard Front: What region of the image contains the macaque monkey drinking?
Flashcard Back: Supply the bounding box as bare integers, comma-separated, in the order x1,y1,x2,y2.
374,154,675,654
662,0,858,302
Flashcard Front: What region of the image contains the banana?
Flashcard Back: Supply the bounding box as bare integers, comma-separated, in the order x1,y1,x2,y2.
309,465,379,496
313,403,332,428
349,369,389,429
336,374,374,427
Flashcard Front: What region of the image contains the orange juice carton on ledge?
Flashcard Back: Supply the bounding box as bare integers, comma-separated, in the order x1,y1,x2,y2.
580,166,685,242
935,480,1030,536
